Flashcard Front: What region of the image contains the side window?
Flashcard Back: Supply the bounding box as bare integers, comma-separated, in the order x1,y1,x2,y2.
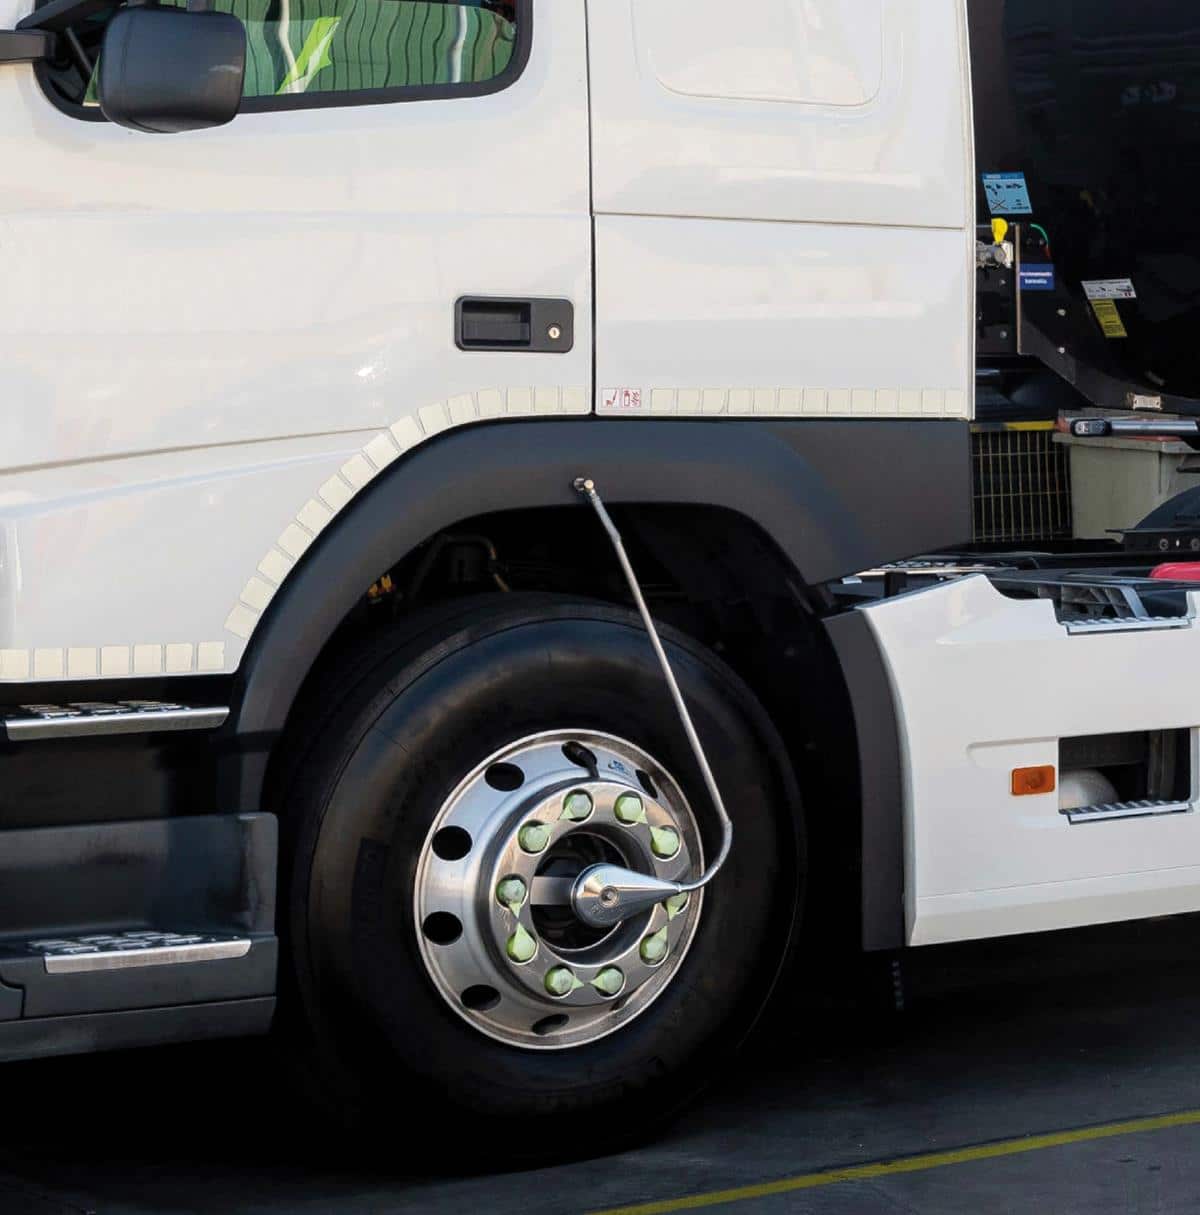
639,0,883,109
38,0,525,118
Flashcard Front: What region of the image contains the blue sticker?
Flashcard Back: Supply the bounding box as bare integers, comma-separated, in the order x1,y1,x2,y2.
983,172,1033,215
1020,264,1055,292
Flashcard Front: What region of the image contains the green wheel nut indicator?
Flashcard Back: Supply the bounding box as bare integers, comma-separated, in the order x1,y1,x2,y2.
665,892,690,920
561,790,594,822
614,793,647,825
640,926,670,965
518,822,550,854
496,876,528,913
650,826,681,859
545,966,584,997
591,967,625,997
506,924,538,964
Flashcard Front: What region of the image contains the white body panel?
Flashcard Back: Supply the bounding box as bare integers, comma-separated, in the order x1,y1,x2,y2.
588,0,968,229
0,1,590,676
0,433,365,678
587,0,975,420
863,577,1200,945
594,217,970,420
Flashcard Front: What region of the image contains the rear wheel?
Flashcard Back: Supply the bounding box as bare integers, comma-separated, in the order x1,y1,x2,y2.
284,598,801,1153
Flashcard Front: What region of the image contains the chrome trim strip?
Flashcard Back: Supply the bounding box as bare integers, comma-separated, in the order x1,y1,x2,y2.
43,938,251,974
5,706,229,741
1062,800,1192,825
1064,617,1192,636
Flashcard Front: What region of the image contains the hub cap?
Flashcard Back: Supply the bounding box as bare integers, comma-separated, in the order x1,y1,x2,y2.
414,731,705,1050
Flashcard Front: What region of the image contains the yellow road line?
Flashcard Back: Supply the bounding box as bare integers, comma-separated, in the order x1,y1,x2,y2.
588,1109,1200,1215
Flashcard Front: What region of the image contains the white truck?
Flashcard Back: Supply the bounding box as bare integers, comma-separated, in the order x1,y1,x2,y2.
0,0,1197,1150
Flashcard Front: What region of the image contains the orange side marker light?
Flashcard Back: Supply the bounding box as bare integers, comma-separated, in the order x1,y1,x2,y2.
1012,765,1056,797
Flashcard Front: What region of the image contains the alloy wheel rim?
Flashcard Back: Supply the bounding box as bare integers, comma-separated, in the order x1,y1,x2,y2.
414,730,705,1050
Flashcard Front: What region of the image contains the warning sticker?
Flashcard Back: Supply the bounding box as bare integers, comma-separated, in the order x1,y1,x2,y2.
1090,299,1128,339
982,172,1033,216
1082,279,1137,301
601,387,643,410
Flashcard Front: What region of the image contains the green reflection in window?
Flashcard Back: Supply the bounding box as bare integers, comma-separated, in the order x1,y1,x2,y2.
242,0,516,97
142,0,516,100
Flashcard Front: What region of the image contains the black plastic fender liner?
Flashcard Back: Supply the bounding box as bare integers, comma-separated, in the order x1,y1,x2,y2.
226,417,969,809
824,608,906,953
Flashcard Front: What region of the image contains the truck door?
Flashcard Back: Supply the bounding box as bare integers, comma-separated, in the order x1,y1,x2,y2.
0,1,591,678
585,0,973,426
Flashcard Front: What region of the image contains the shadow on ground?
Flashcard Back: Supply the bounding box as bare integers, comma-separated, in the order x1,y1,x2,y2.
1,917,1199,1214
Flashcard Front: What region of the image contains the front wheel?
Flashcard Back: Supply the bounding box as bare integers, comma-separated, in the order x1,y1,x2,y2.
284,598,802,1152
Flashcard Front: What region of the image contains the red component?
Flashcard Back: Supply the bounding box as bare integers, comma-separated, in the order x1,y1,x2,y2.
1151,562,1200,582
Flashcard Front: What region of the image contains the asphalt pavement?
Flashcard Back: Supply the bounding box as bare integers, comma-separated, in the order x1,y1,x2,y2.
1,916,1199,1214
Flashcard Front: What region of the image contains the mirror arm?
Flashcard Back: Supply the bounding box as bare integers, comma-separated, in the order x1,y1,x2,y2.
4,0,119,73
17,0,121,34
61,25,93,75
0,29,57,62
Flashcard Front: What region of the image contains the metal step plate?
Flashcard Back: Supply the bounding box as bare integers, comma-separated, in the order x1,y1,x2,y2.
1061,800,1192,825
4,701,228,741
27,931,251,974
1065,617,1192,636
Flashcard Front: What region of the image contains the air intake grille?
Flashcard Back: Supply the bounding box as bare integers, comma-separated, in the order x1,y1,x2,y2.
972,424,1072,544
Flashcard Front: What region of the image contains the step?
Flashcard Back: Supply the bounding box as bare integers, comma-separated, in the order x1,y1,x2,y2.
0,815,276,1021
28,930,252,974
4,700,228,740
1064,616,1192,636
1060,800,1192,825
0,929,275,1019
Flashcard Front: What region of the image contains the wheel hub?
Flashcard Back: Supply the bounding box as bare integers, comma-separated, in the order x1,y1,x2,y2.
414,731,705,1050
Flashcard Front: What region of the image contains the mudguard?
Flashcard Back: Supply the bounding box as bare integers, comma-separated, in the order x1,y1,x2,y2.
224,416,970,809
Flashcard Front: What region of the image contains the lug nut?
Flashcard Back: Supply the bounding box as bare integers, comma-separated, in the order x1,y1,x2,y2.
506,925,537,964
640,927,670,965
545,966,583,997
592,967,625,997
650,826,680,859
496,876,528,912
665,892,690,920
518,822,550,854
614,793,646,824
561,790,594,822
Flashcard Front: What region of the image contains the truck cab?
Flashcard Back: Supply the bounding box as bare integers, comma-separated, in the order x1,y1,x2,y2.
0,0,1195,1153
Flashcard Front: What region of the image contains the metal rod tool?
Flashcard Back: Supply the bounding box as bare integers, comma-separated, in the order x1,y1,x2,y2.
569,478,733,929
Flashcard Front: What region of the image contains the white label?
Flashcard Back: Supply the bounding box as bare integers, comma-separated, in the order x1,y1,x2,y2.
1083,279,1137,301
601,388,644,410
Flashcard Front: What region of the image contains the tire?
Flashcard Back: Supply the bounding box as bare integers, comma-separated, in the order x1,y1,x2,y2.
281,596,802,1157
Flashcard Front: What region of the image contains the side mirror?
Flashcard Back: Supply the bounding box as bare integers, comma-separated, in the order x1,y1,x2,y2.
98,6,246,134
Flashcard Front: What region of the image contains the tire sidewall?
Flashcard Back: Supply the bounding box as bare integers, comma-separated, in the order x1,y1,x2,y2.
290,602,802,1130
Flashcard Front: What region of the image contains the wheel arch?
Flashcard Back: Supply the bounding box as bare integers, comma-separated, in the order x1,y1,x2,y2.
222,416,966,910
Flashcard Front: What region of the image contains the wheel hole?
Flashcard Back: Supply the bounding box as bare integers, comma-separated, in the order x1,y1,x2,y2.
432,826,472,861
461,985,501,1012
485,762,525,792
562,741,598,775
610,995,631,1014
531,1014,569,1036
636,769,658,799
422,912,462,946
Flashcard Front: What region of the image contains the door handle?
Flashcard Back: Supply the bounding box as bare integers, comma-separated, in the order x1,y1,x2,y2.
456,297,574,353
